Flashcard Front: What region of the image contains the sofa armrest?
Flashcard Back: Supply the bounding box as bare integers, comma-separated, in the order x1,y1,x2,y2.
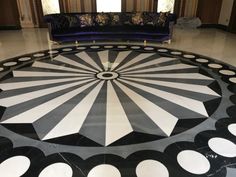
169,21,175,38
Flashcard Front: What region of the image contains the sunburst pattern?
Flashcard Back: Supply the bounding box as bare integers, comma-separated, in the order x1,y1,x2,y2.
0,49,220,146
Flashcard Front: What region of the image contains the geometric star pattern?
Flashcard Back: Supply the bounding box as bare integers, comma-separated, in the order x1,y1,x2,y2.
0,49,221,146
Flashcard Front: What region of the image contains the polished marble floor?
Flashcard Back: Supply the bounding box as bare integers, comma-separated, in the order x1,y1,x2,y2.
0,27,236,66
0,28,235,177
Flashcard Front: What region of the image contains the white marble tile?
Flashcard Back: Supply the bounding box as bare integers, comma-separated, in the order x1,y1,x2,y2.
177,150,210,174
0,156,30,177
208,137,236,157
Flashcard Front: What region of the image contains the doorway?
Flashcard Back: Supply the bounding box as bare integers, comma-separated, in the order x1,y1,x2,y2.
229,0,236,33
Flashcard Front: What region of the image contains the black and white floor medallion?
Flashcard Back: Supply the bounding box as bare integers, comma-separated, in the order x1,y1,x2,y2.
0,45,235,177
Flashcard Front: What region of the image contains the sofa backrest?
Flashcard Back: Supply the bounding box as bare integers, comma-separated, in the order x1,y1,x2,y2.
44,12,176,33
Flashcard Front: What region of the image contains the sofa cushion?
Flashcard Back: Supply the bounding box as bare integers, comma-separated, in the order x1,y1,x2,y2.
79,14,94,27
131,13,144,25
143,12,170,28
95,13,110,26
65,15,80,28
156,12,170,27
110,13,121,25
121,13,133,25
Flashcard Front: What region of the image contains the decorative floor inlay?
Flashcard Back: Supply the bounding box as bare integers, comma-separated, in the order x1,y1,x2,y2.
0,44,235,177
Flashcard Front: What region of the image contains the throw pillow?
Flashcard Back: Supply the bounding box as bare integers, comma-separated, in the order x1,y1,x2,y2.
156,12,170,27
79,14,94,27
110,13,121,25
131,13,144,25
95,13,110,26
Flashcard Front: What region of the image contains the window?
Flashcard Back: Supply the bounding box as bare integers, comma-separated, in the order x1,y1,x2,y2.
41,0,60,15
96,0,121,12
157,0,175,13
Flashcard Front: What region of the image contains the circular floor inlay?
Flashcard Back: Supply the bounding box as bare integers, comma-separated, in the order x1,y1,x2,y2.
144,47,154,50
196,58,209,63
97,72,119,80
0,45,222,147
136,160,169,177
0,156,30,177
183,54,195,59
3,62,17,66
131,46,141,49
158,49,168,52
88,164,121,177
177,150,210,174
229,77,236,83
104,46,113,49
33,53,45,57
208,63,223,69
0,44,235,177
171,51,182,55
39,163,73,177
77,47,86,50
48,50,59,54
228,124,236,136
62,48,73,52
18,57,31,62
219,70,235,76
208,137,236,157
118,45,127,49
90,46,100,49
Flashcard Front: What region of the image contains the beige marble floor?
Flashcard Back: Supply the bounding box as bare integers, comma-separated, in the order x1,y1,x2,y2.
0,27,236,66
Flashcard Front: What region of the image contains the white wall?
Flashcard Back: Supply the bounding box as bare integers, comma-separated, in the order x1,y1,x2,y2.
219,0,234,26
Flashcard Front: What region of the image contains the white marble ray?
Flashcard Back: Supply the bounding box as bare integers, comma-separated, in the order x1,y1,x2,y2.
1,80,99,124
98,50,109,71
106,81,133,146
0,79,95,107
110,51,132,71
53,55,98,72
113,80,178,136
122,73,214,80
13,70,90,77
76,51,102,71
120,63,197,74
119,79,209,117
121,77,220,96
120,57,177,73
116,53,155,71
42,81,104,140
32,61,92,74
0,77,92,91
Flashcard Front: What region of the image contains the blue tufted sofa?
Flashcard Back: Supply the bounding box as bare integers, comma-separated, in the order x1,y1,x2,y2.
44,12,176,43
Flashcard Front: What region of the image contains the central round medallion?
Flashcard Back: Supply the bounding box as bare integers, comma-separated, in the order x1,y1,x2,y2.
96,71,119,80
103,73,113,77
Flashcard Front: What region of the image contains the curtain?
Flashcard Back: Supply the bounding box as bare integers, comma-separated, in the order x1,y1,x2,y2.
59,0,96,13
123,0,156,12
174,0,198,17
184,0,198,17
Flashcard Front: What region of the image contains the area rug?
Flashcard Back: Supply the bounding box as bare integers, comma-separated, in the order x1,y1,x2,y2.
0,44,235,177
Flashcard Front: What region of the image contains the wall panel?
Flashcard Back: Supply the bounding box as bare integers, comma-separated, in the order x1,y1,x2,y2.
0,0,21,29
197,0,222,24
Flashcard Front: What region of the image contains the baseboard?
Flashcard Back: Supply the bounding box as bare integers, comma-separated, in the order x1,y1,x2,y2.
199,24,228,31
0,25,21,30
